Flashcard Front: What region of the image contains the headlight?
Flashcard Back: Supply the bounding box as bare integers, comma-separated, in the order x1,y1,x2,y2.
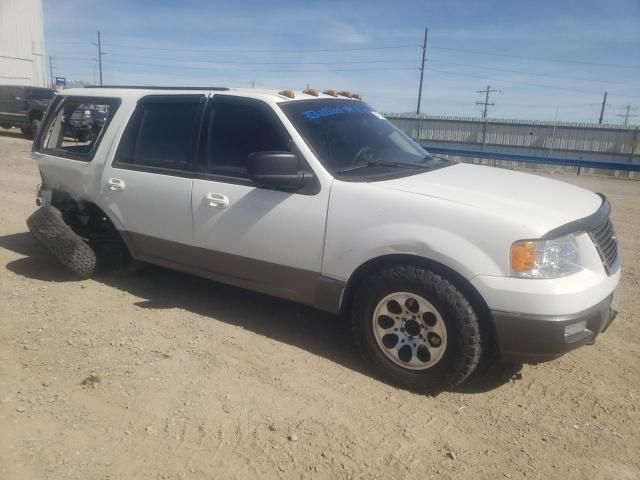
511,235,582,278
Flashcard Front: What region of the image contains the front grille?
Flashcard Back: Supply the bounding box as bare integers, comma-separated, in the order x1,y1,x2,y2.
589,216,618,274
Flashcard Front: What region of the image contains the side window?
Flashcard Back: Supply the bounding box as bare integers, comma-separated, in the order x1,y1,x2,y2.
197,100,289,177
114,96,203,171
38,96,119,161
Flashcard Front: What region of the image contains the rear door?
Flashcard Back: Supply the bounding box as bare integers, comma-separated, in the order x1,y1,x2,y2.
101,94,205,264
190,95,330,304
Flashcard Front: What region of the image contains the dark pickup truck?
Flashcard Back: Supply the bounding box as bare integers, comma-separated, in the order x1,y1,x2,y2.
64,105,108,142
0,85,56,138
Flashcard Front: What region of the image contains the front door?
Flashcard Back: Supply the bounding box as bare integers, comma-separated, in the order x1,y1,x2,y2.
101,94,205,264
191,95,330,304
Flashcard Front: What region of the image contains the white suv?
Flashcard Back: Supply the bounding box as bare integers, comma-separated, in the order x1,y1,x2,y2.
27,86,621,390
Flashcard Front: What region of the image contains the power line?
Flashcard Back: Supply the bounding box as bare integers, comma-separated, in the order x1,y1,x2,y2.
50,51,640,88
428,67,640,100
50,38,640,69
102,43,419,54
87,58,640,99
53,57,640,101
53,54,420,66
427,59,639,87
429,45,640,69
102,58,418,73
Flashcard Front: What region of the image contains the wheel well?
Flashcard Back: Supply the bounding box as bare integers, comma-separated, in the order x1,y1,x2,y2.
340,254,496,342
49,192,131,256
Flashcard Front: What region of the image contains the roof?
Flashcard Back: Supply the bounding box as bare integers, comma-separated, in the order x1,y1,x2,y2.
56,86,363,103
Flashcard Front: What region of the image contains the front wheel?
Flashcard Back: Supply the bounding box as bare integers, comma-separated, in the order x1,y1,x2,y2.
351,264,482,391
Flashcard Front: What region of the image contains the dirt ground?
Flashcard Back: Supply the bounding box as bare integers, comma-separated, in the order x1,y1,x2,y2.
0,129,638,480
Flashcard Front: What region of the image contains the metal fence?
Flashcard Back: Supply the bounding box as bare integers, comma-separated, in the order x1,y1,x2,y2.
424,146,639,180
385,113,640,166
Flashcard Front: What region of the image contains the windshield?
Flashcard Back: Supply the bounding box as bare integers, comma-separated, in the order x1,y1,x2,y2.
25,88,55,100
280,99,446,177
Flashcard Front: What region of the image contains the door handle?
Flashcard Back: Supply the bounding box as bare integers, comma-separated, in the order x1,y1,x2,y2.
205,193,229,208
107,178,125,192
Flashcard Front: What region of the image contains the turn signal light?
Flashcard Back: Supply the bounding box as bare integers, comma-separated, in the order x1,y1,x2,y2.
511,241,537,273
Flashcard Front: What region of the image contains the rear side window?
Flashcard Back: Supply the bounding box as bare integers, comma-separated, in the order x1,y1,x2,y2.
114,95,204,172
37,96,119,161
197,99,289,178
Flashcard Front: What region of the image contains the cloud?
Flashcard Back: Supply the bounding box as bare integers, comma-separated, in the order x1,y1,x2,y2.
328,23,371,45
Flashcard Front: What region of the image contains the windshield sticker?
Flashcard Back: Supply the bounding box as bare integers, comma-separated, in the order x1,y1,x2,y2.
302,105,370,120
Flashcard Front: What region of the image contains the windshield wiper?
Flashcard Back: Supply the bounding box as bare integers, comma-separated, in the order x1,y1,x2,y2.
336,160,430,174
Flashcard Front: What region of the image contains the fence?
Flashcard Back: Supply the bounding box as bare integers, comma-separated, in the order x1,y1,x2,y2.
424,146,639,180
384,113,639,178
385,113,640,164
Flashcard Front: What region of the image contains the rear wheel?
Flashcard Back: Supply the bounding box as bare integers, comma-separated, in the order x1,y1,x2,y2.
21,126,33,138
351,264,482,391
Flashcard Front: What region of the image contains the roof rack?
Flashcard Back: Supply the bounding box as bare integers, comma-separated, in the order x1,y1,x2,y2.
84,85,230,91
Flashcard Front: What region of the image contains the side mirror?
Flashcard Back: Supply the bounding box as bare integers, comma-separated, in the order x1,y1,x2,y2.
247,151,311,190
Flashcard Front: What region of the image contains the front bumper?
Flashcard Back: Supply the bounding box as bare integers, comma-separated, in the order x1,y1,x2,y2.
491,293,617,364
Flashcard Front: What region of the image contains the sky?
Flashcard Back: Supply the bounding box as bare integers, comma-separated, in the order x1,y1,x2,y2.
44,0,640,123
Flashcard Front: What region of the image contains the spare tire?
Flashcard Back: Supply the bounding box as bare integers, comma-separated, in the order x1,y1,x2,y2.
26,206,97,279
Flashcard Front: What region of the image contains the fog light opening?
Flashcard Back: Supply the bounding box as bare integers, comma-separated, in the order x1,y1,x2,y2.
564,320,587,339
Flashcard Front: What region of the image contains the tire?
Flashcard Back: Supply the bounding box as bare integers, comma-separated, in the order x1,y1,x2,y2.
76,130,90,142
26,206,97,279
31,118,41,137
351,264,482,391
21,126,33,138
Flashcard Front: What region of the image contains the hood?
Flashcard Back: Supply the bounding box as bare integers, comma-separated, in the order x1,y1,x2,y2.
374,163,603,236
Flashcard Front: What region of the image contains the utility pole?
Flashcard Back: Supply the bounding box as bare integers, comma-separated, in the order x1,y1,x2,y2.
250,80,256,88
97,31,103,86
49,56,54,88
476,85,497,119
617,104,638,126
598,91,607,124
416,27,428,116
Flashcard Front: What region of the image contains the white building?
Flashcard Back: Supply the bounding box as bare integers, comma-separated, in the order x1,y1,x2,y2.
0,0,46,87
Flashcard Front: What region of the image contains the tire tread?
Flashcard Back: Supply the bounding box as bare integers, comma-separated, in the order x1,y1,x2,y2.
351,263,482,389
26,206,96,279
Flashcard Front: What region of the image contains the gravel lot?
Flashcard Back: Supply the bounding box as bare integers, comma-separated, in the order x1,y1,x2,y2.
0,130,639,480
